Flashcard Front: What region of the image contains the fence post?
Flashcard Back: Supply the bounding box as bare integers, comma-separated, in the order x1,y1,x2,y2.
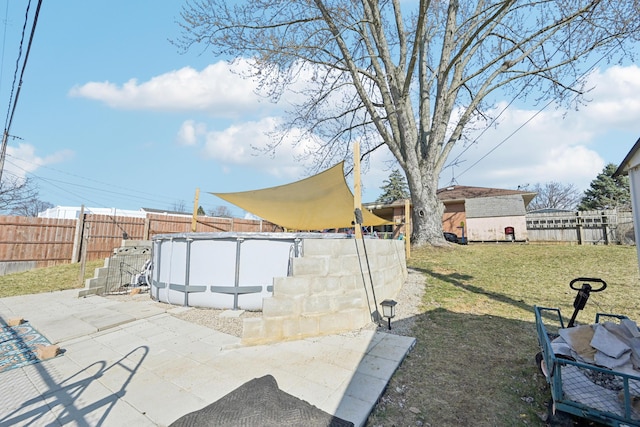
602,213,609,245
143,217,150,240
71,206,85,263
191,188,200,232
405,198,411,259
77,224,89,287
576,211,583,245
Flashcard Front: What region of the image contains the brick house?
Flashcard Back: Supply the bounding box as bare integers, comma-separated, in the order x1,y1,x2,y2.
365,185,537,242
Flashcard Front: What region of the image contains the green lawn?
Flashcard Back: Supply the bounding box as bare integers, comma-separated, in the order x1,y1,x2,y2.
368,243,640,426
0,260,104,298
414,244,640,322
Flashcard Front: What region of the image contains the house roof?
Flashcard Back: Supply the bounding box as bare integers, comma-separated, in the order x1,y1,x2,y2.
436,185,537,205
141,207,191,216
614,136,640,177
363,185,537,210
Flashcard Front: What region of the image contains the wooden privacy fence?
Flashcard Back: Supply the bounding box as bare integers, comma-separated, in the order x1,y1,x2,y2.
526,210,634,245
1,209,633,273
0,212,282,268
0,216,77,265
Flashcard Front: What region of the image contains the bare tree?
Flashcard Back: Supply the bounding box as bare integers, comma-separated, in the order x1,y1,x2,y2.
526,182,581,212
0,176,39,214
170,200,188,213
10,198,54,217
176,0,640,246
208,205,233,218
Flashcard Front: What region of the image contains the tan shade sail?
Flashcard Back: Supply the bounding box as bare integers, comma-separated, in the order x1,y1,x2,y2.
211,162,392,230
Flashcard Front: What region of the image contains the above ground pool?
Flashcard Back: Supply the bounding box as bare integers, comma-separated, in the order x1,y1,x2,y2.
149,232,347,310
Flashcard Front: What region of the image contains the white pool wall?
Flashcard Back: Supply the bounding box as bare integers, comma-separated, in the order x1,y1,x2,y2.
150,232,346,310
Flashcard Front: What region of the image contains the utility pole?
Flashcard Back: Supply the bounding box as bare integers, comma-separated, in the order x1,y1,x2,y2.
0,0,44,183
0,130,8,183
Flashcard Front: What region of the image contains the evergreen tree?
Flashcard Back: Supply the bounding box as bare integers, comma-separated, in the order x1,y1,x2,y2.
376,169,409,204
578,163,630,211
197,205,206,215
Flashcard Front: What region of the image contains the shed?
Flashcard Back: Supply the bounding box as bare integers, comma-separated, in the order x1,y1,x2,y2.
437,186,536,241
613,136,640,268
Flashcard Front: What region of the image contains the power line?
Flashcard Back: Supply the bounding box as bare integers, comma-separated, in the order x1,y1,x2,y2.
444,91,524,172
0,0,43,183
0,0,12,97
5,153,173,202
456,41,629,181
3,156,177,208
449,6,615,181
2,0,31,130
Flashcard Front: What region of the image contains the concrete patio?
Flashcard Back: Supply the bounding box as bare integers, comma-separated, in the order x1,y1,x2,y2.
0,289,415,426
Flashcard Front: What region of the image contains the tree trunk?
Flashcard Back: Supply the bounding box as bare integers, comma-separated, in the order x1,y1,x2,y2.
411,190,445,246
406,168,446,246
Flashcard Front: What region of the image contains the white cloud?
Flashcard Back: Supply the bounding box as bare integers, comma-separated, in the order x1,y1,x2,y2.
310,64,640,197
167,63,640,200
69,61,268,117
443,64,640,192
446,106,604,191
4,143,74,179
582,65,640,129
177,117,322,180
54,42,640,204
176,120,206,146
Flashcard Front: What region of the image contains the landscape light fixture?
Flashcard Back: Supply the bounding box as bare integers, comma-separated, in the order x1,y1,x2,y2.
380,299,397,330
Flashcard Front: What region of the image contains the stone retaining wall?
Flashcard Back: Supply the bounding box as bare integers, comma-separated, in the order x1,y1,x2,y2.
79,240,151,297
241,238,407,345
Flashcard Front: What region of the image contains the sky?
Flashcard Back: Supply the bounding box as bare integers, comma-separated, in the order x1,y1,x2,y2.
1,1,640,217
